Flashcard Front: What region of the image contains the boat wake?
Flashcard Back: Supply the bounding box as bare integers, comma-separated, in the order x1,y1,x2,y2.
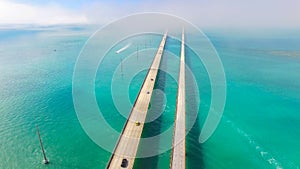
116,43,131,54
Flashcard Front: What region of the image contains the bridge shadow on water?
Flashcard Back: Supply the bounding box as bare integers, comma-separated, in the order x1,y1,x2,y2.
134,37,205,169
185,48,205,169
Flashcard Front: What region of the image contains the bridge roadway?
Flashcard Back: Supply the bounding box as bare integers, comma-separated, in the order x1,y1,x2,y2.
107,32,168,169
170,30,186,169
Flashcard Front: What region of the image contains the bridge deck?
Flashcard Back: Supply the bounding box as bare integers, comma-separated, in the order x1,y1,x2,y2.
171,30,186,169
107,32,167,169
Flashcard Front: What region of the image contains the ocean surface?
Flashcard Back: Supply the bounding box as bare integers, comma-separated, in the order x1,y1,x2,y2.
0,26,299,169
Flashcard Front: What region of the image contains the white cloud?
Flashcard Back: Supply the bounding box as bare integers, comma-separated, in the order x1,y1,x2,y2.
0,0,299,28
0,0,88,25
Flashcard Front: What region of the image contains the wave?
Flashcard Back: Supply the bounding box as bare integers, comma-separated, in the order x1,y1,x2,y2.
224,117,285,169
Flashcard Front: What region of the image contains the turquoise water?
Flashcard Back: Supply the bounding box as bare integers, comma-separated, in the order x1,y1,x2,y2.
0,27,299,169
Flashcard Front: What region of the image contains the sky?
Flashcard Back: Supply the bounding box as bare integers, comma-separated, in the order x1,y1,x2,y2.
0,0,300,28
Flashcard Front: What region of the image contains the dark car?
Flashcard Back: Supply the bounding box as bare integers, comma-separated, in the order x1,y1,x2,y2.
121,158,128,168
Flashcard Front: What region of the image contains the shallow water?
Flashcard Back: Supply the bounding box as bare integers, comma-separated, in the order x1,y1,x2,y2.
0,26,299,169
